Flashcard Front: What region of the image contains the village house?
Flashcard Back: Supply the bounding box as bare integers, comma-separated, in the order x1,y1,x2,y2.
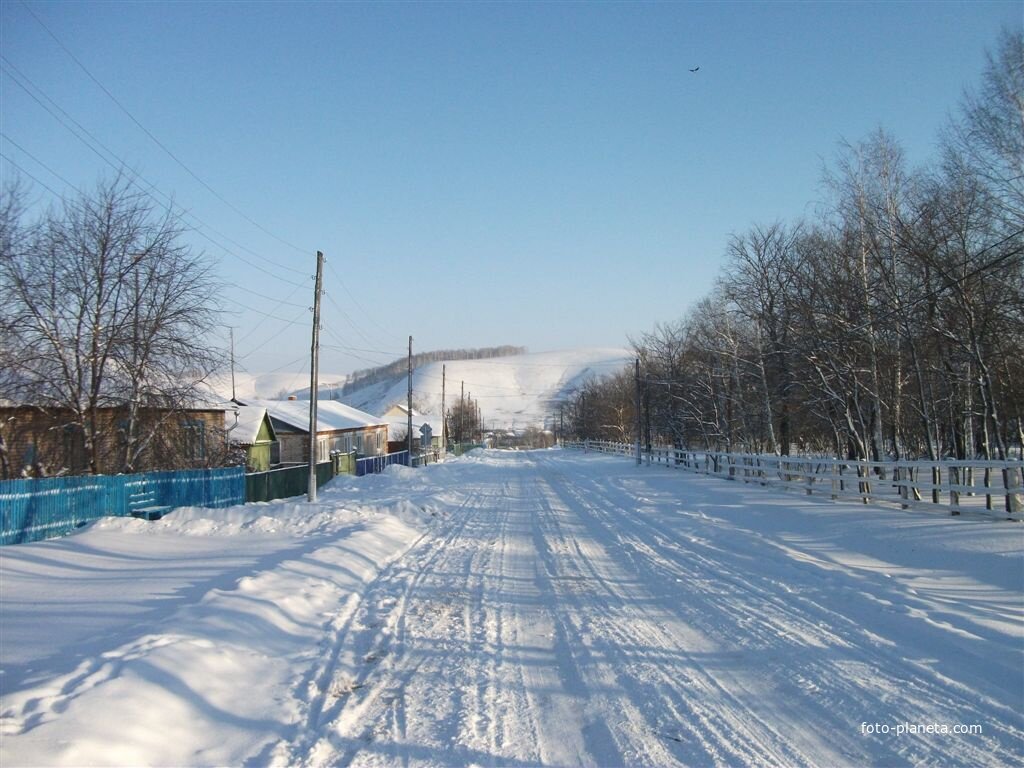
0,403,234,478
381,403,443,452
225,405,279,472
241,398,387,465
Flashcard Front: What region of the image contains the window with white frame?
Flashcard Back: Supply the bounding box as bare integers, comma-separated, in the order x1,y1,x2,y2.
183,419,206,460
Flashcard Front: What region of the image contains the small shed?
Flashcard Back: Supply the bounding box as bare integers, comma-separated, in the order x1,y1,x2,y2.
226,406,278,471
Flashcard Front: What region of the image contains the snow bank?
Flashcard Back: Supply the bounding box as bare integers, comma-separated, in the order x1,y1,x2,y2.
0,465,441,767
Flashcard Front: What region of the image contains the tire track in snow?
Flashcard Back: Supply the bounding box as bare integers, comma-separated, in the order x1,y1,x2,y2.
540,453,1023,766
283,471,552,767
273,487,487,766
268,451,1021,767
529,463,812,767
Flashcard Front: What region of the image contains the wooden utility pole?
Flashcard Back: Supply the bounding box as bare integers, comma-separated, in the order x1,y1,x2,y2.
635,357,642,465
407,335,413,460
581,393,586,440
229,327,236,402
460,381,465,445
308,251,324,502
441,364,447,456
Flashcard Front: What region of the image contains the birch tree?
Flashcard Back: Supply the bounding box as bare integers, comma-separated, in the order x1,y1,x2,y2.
0,175,222,474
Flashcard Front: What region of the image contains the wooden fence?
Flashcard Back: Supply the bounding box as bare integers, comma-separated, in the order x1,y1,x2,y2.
0,466,246,545
566,441,1023,520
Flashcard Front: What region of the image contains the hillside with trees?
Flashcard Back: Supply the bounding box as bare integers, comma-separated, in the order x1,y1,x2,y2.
340,346,525,395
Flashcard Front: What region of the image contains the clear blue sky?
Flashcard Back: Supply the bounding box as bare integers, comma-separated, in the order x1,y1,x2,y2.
2,1,1020,376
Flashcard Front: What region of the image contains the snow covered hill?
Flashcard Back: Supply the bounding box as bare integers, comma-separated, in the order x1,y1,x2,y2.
338,347,631,429
205,370,350,401
206,348,631,430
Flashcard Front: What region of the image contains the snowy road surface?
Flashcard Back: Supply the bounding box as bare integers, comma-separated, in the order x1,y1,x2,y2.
2,450,1022,767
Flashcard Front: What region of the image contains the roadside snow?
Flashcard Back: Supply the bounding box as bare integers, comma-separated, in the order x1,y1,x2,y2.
2,450,1022,767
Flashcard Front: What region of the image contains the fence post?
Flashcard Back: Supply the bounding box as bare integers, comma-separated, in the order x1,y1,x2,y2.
898,464,908,509
950,464,961,512
1005,465,1022,516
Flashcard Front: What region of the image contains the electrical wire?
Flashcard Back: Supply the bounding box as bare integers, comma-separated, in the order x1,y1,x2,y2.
20,1,310,257
325,260,405,345
0,151,64,197
0,62,310,289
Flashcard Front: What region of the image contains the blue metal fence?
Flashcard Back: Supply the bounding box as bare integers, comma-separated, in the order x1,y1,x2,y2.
356,450,410,477
0,466,245,546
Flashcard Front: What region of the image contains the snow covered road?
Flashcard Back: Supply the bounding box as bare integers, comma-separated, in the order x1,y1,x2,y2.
2,450,1022,766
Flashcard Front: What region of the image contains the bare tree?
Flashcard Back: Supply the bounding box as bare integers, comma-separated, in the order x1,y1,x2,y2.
0,174,223,474
943,27,1024,230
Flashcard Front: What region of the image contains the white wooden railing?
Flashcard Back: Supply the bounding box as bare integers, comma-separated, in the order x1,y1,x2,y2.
564,440,1023,520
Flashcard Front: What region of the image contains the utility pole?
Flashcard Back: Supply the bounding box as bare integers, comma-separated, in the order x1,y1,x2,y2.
308,251,324,503
581,393,586,439
407,335,413,461
559,403,564,446
644,381,652,456
441,364,447,456
635,357,642,465
460,381,465,446
229,327,236,402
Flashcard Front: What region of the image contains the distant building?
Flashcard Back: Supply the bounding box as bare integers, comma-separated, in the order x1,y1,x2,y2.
381,403,443,450
241,399,387,464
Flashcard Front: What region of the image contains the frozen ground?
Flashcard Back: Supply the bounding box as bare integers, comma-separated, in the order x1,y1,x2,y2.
1,450,1022,767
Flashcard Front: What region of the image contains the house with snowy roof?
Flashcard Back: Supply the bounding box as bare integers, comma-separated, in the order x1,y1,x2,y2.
241,398,387,465
381,403,443,450
225,405,278,471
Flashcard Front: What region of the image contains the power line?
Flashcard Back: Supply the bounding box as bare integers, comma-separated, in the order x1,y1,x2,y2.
235,313,307,360
232,286,308,310
325,260,404,345
321,346,396,369
0,151,64,197
322,289,380,348
1,62,309,288
20,1,310,257
221,297,310,326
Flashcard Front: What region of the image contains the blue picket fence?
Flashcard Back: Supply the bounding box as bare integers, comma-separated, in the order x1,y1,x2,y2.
0,466,245,546
356,450,410,477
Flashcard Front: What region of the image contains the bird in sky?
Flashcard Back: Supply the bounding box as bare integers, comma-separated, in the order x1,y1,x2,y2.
689,66,700,73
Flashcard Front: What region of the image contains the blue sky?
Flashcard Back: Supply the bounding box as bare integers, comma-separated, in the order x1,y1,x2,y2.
1,1,1019,376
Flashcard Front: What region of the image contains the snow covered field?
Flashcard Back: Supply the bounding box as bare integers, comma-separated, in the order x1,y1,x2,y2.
2,450,1022,767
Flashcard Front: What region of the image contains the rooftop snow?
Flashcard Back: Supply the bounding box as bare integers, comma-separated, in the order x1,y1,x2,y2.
245,398,384,433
